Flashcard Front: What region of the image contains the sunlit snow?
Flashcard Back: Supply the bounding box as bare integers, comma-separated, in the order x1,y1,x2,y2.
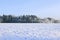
0,23,60,40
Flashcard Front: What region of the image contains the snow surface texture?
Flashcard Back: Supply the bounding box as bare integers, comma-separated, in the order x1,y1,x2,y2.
0,23,60,40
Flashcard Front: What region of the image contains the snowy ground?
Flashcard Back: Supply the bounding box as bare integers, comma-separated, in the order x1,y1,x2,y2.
0,23,60,40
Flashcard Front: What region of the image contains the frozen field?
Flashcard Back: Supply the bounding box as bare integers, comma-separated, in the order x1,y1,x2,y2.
0,23,60,40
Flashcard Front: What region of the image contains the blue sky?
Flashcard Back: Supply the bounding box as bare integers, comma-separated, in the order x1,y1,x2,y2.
0,0,60,19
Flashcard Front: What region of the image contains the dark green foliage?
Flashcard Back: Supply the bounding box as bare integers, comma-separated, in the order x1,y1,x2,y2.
2,15,8,23
0,15,60,23
1,15,40,23
2,15,12,23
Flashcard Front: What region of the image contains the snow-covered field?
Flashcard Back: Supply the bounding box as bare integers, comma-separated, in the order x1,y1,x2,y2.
0,23,60,40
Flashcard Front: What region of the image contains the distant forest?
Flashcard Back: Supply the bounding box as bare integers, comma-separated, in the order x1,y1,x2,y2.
0,15,60,23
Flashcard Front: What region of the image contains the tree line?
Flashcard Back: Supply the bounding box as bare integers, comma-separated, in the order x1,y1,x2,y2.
0,15,40,23
0,15,60,23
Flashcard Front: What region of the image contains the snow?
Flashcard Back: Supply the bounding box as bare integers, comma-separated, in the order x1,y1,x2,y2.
0,23,60,40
